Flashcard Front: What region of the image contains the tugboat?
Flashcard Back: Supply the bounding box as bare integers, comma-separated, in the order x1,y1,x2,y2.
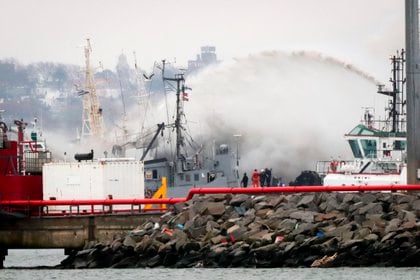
0,112,51,203
316,50,407,186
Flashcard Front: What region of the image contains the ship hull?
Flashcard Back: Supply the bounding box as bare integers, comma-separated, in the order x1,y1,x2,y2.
0,175,43,200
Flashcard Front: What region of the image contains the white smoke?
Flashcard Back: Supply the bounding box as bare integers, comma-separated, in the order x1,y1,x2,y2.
43,50,389,184
183,50,387,183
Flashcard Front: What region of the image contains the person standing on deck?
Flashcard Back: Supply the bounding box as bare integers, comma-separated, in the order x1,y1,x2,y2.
265,168,272,186
252,169,261,188
260,169,266,187
241,173,249,187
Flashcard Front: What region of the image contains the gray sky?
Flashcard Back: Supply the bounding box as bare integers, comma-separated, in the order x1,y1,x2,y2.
0,0,404,81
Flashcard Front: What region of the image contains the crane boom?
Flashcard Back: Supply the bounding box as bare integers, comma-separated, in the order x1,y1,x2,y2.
81,38,104,140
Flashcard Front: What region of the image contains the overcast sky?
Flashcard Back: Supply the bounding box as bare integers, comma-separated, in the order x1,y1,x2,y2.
0,0,404,81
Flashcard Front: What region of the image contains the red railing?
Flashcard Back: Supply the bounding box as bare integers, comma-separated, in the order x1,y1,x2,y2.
1,184,420,217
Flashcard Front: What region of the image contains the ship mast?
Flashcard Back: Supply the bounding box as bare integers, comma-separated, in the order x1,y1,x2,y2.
81,38,104,141
161,60,186,164
377,50,406,133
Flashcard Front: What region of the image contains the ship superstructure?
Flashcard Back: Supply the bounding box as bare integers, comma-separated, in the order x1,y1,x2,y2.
317,50,407,186
142,60,238,197
0,112,51,203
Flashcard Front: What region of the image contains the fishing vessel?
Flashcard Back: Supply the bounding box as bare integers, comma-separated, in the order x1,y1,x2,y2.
133,60,238,197
316,50,407,186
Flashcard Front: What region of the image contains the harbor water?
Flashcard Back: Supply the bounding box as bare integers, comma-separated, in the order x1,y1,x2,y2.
2,249,419,280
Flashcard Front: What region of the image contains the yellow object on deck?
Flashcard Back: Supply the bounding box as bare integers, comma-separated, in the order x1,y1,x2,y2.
144,176,167,210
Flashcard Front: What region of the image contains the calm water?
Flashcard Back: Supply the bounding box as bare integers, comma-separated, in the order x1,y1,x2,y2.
1,249,420,280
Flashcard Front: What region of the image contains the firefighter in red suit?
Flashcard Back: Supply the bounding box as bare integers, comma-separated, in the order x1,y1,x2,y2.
251,169,261,188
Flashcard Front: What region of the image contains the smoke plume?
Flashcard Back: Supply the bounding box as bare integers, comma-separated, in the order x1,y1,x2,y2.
184,50,386,182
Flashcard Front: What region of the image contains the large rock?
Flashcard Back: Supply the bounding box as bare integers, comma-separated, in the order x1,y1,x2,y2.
229,194,251,206
123,235,137,248
358,203,383,215
297,194,318,211
315,211,343,222
227,224,248,242
277,218,298,233
343,193,361,204
135,235,152,253
411,199,420,211
205,202,226,216
349,202,364,213
289,210,318,223
171,211,190,225
385,218,402,234
360,193,377,204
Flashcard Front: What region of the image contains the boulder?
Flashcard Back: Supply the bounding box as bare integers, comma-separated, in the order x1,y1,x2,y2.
171,211,190,225
364,233,379,242
315,211,343,222
360,193,377,204
349,202,364,213
135,235,152,253
254,201,273,210
227,225,248,242
343,193,361,204
324,195,340,212
290,210,318,223
411,199,420,211
172,202,187,213
297,194,318,211
358,203,383,215
211,235,228,245
229,194,251,206
205,202,226,216
291,222,317,236
123,235,137,248
385,218,402,234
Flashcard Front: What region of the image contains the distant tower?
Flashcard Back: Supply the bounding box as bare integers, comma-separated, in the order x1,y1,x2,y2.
81,39,104,141
187,46,218,73
200,46,217,64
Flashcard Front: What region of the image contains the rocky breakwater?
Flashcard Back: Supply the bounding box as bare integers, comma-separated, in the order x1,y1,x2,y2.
59,191,420,268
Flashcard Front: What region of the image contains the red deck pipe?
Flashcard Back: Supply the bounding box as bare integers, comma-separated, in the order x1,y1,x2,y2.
1,185,420,208
185,184,420,200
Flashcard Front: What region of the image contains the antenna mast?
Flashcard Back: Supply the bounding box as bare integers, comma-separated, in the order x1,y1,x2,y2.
81,38,104,140
377,50,406,133
161,60,185,163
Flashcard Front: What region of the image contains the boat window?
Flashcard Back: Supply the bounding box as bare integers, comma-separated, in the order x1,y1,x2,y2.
394,140,406,151
179,174,184,181
185,174,191,182
194,173,199,181
152,169,158,179
360,139,377,158
348,125,375,136
145,170,153,180
348,139,362,158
